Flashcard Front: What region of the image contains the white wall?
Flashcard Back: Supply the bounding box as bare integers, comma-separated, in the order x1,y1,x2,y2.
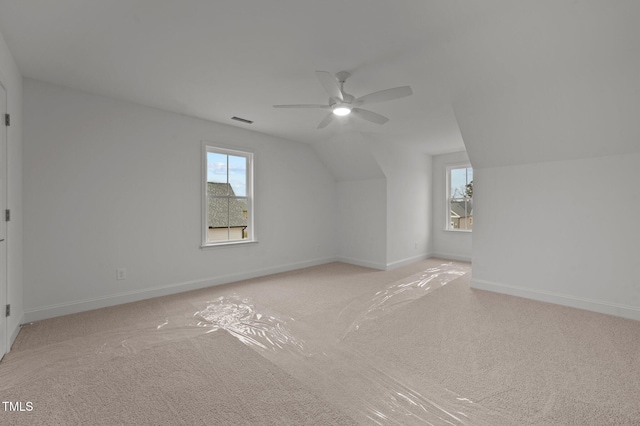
23,78,338,321
301,133,435,271
336,178,386,269
312,132,434,271
449,4,640,321
431,151,472,262
0,29,23,350
472,153,640,320
313,132,388,270
371,141,432,269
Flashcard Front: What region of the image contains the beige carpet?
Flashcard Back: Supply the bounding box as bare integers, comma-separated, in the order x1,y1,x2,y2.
0,326,356,425
1,259,639,425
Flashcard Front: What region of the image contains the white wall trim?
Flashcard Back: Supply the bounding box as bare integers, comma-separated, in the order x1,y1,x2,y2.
24,256,338,323
431,252,472,263
337,256,387,271
339,253,467,271
471,278,640,322
386,253,433,270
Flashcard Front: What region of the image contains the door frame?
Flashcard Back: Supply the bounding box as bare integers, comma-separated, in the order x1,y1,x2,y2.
0,80,8,359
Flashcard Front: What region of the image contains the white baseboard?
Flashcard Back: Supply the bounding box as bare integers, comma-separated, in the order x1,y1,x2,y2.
8,314,23,352
386,253,432,270
471,278,640,321
336,256,387,271
338,253,462,271
24,256,338,323
430,252,472,263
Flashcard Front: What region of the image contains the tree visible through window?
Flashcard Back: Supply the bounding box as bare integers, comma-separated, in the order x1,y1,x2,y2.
447,165,473,231
203,145,254,245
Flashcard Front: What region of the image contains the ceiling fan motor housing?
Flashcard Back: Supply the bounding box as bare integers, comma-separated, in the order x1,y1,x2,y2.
330,93,354,107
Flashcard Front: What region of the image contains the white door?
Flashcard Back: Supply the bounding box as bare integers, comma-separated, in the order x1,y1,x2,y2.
0,83,7,359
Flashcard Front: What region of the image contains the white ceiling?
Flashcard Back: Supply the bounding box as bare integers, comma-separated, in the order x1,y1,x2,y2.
0,1,638,160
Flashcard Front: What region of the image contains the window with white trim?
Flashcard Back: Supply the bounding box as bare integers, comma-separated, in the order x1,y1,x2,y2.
202,145,254,246
446,164,473,231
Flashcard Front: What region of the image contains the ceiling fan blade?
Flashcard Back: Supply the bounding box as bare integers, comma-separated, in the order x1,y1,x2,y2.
317,112,334,129
273,104,330,109
316,71,344,102
355,86,413,105
351,108,389,125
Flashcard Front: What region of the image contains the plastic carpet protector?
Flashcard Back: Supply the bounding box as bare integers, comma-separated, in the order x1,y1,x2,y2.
194,263,512,425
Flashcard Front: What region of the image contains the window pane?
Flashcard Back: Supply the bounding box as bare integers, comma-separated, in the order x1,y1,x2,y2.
461,199,473,230
450,167,468,198
450,198,472,229
207,152,228,188
447,165,473,231
208,197,229,242
228,155,247,197
449,199,459,229
230,197,249,240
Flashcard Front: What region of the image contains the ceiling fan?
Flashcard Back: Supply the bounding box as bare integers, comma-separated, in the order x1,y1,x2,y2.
273,71,413,129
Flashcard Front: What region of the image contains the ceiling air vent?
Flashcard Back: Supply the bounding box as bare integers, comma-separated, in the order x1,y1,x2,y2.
231,116,253,124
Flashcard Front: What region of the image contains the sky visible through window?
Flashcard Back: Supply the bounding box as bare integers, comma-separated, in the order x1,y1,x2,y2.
207,152,247,196
451,167,473,198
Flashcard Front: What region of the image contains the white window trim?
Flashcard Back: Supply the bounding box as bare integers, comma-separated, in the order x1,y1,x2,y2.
445,162,473,233
201,142,257,248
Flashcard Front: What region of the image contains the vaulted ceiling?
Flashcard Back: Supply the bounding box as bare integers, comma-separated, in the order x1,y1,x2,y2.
1,1,638,167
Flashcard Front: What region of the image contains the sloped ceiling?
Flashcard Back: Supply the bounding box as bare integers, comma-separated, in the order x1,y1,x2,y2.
448,1,640,168
0,1,638,170
312,132,385,182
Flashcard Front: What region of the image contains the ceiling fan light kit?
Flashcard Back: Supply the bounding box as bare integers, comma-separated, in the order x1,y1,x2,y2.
274,70,412,129
332,106,351,116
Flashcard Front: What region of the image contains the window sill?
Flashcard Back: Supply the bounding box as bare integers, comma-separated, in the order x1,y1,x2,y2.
443,229,472,233
200,240,259,250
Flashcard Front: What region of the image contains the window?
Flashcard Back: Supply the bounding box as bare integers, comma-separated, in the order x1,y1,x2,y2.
446,164,473,231
202,144,254,246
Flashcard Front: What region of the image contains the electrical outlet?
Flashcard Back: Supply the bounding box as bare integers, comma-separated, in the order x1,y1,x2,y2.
116,268,127,280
